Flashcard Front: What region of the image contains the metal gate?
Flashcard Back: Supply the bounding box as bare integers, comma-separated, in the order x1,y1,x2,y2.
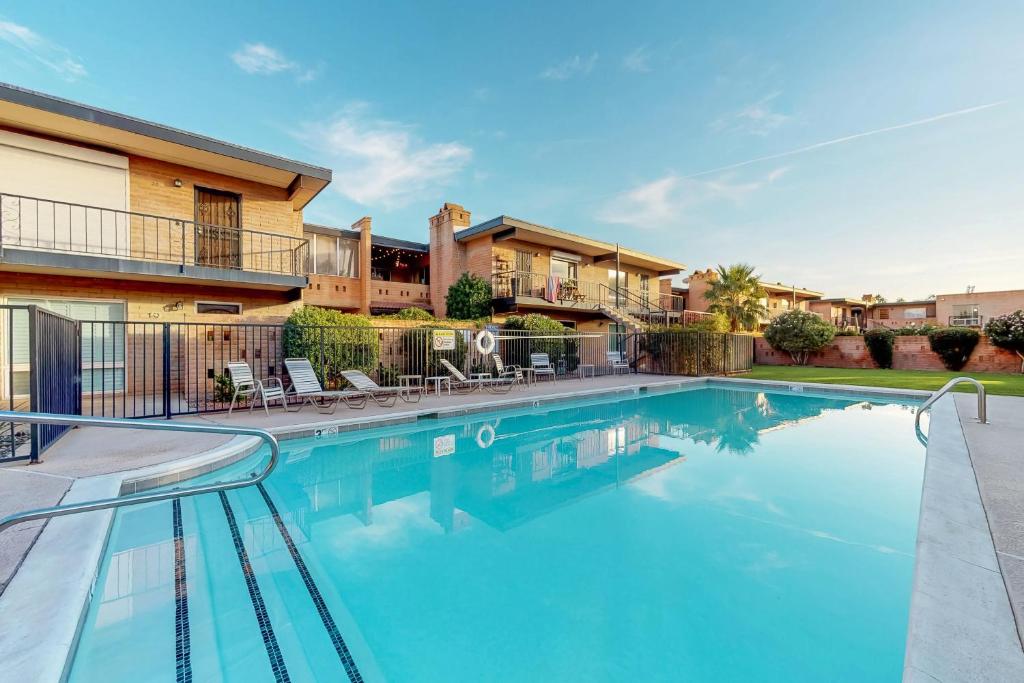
0,305,81,461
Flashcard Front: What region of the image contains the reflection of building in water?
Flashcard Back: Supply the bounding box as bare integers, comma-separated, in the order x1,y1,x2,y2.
271,388,867,539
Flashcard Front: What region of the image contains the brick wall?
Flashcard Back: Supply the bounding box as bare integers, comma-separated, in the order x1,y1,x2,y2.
754,335,1021,373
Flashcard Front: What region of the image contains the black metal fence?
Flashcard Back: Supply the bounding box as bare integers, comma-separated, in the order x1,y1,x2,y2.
2,317,755,430
0,305,81,461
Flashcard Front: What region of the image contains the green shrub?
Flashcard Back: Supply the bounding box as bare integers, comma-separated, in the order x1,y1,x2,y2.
863,328,895,369
679,312,730,333
927,327,980,371
502,314,575,370
445,273,492,320
640,331,727,375
213,372,235,403
391,307,435,321
282,306,378,387
891,322,941,336
398,323,468,377
763,310,836,365
984,310,1024,372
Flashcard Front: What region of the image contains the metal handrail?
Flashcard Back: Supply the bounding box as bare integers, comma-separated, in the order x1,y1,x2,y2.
0,411,280,533
914,377,988,432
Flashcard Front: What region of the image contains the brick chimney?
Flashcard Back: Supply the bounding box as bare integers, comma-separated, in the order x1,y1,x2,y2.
428,203,471,318
352,216,372,314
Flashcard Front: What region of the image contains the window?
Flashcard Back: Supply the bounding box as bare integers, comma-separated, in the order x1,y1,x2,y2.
337,239,359,277
5,297,125,395
879,308,890,320
196,301,242,315
904,307,927,319
309,233,359,277
550,257,578,281
315,234,339,275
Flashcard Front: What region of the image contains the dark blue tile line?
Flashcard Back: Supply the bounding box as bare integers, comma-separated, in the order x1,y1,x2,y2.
218,491,291,683
172,498,192,683
257,483,365,683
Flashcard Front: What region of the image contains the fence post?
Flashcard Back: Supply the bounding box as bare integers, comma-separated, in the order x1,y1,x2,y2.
162,323,171,419
318,327,326,382
27,306,39,462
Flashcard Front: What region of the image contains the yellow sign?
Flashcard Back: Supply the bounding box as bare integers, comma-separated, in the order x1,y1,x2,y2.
432,329,457,351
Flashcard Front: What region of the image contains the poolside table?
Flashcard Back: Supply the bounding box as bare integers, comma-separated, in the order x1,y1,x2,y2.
397,374,424,401
425,375,451,396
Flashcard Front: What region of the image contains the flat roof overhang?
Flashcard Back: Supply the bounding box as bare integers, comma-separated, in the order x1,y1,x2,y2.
457,216,684,276
0,248,307,290
0,83,331,210
760,282,823,298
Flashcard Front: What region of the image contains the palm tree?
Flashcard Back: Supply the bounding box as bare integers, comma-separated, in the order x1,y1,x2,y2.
703,263,768,332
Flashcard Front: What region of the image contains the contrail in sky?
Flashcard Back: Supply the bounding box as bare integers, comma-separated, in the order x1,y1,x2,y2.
684,100,1008,179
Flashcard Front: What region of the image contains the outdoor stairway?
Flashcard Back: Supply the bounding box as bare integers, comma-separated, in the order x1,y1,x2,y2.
68,488,367,683
597,302,647,332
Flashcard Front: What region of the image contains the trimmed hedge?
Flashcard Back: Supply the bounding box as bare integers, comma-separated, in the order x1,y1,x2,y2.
282,307,378,387
863,328,895,369
927,327,980,371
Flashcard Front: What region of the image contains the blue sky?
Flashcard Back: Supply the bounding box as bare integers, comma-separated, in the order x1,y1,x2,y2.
2,1,1022,298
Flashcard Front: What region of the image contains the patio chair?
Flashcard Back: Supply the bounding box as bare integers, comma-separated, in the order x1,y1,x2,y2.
607,351,630,375
226,362,286,416
530,353,557,381
491,353,521,380
339,370,419,406
439,358,520,393
283,358,369,413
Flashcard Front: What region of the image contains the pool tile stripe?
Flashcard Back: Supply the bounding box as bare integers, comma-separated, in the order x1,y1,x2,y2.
257,483,365,683
218,491,291,683
172,498,192,683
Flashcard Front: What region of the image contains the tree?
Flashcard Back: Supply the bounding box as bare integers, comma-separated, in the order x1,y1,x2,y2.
763,309,836,365
984,310,1024,372
702,263,768,332
445,273,492,320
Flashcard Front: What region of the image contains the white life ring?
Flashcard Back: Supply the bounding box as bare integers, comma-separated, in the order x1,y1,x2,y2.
475,330,496,355
475,423,496,449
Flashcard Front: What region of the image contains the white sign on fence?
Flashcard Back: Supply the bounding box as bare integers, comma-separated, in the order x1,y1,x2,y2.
433,434,456,457
432,329,457,351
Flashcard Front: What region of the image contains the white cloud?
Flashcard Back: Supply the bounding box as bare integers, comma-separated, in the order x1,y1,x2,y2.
711,92,790,136
297,104,473,209
0,19,86,80
231,42,319,82
540,53,598,80
595,167,788,229
622,46,651,73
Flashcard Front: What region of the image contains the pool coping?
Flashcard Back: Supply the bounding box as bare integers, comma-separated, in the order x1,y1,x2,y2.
0,375,1018,681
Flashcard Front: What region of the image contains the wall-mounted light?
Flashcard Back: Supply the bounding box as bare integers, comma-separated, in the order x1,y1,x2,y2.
173,178,183,188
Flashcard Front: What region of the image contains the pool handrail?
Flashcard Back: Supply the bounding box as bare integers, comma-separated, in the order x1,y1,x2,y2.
914,377,987,432
0,411,279,533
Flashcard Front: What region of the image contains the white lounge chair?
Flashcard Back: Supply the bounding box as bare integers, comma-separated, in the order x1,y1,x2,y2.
491,353,521,380
440,358,520,393
339,370,418,405
226,362,286,416
607,351,630,375
531,353,557,381
283,358,368,413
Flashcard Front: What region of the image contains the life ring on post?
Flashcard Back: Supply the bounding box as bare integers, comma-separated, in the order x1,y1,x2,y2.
476,423,496,449
475,330,496,355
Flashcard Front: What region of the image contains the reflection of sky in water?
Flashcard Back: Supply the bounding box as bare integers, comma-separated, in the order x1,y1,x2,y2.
71,387,925,683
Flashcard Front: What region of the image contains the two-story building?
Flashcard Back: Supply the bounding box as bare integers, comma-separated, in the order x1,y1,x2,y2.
1,83,329,324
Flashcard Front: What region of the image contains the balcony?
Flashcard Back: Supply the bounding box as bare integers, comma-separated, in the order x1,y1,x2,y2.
491,270,710,325
0,192,309,289
370,281,432,313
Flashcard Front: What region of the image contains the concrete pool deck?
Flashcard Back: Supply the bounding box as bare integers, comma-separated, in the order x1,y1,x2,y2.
0,374,1022,681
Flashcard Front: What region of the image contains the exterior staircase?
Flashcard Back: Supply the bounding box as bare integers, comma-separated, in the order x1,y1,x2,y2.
598,302,647,332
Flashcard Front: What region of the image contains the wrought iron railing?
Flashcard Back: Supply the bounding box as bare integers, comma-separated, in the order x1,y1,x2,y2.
0,192,309,277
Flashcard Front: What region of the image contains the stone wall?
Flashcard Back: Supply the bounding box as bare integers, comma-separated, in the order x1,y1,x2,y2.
754,335,1021,373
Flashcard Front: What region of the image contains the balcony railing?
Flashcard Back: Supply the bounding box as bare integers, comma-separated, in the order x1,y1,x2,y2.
491,270,712,326
949,315,982,327
0,192,309,277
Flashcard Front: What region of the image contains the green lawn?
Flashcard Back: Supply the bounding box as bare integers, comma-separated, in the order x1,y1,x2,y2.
743,365,1024,397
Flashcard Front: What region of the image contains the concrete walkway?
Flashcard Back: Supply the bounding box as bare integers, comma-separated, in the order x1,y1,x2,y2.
956,392,1024,644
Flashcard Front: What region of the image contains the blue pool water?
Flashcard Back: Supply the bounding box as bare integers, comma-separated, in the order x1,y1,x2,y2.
68,385,926,682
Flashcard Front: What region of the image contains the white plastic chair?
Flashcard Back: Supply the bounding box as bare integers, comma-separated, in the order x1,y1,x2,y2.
226,362,286,416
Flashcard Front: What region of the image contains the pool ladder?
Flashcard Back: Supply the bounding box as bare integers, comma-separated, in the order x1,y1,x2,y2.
0,411,280,533
914,377,988,433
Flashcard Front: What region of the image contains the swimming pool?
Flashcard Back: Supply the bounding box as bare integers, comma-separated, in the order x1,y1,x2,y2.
67,384,926,682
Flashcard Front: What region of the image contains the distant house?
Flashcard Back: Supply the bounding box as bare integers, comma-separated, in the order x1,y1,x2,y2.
682,268,823,328
807,298,868,329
